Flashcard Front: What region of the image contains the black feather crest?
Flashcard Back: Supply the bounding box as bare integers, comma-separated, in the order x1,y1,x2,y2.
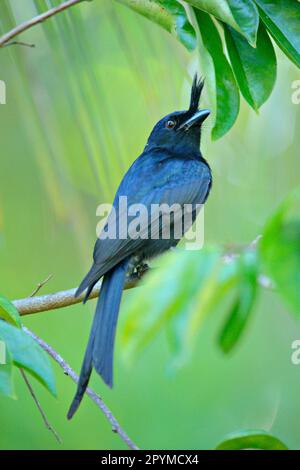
189,74,204,112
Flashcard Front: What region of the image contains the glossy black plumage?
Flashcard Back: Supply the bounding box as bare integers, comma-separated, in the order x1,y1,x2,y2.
67,75,212,419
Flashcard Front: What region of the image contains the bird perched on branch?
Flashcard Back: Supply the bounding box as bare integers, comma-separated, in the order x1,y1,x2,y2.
68,75,212,419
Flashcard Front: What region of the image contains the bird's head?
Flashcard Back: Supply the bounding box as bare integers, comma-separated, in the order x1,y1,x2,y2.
146,75,210,154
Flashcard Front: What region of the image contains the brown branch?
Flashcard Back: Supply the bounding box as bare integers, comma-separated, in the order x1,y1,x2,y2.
13,272,141,316
0,0,89,48
19,368,62,444
22,326,139,450
12,238,272,317
14,268,272,317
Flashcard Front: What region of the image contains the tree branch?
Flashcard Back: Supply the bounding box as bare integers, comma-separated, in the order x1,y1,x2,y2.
22,326,139,450
0,0,90,48
13,272,141,316
13,240,273,317
0,0,178,49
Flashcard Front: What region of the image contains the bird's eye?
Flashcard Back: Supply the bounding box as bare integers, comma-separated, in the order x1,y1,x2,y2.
166,119,176,129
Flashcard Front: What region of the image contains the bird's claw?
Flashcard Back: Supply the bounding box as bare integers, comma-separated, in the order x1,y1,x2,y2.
136,263,149,279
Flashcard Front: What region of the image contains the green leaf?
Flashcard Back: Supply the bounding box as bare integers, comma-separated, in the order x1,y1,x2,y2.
186,0,259,45
219,250,258,353
0,321,56,396
216,429,288,450
116,0,197,51
185,259,238,343
255,0,300,69
224,22,276,110
121,248,220,359
227,0,259,46
167,254,241,369
194,9,240,139
260,188,300,315
0,347,15,398
162,0,197,51
122,246,258,366
0,295,21,327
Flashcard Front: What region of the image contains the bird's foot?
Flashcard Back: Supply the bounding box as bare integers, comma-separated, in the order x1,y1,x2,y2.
136,262,149,279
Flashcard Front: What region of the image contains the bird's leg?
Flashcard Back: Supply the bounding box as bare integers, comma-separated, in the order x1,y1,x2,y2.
126,256,149,281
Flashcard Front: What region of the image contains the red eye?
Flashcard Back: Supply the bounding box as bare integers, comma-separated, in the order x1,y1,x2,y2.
166,119,175,129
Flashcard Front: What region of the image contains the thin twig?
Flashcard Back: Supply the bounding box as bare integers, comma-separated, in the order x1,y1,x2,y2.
22,326,139,450
0,0,89,48
3,41,35,48
30,274,53,297
19,368,62,444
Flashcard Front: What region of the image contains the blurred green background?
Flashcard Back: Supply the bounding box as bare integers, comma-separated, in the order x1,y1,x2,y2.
0,0,300,450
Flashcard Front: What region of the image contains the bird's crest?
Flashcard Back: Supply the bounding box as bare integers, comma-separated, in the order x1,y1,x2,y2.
189,74,204,113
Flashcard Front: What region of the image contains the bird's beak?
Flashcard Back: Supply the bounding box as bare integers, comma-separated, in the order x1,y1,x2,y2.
178,109,210,131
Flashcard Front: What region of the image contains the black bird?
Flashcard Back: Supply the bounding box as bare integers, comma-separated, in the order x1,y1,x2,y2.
67,75,212,419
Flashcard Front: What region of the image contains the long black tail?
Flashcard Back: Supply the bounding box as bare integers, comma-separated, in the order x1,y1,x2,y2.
67,258,129,419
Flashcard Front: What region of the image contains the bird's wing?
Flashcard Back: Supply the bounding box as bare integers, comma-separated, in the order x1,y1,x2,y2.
76,159,211,295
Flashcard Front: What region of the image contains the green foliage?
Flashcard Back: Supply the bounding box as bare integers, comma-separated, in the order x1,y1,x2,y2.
260,189,300,315
224,22,276,110
118,0,300,138
161,0,197,51
0,320,56,397
0,294,55,397
218,251,258,352
0,295,21,327
0,350,15,399
186,0,259,45
122,248,221,360
194,9,240,140
216,429,288,450
227,0,259,46
123,189,300,362
123,246,260,363
116,0,197,51
255,0,300,68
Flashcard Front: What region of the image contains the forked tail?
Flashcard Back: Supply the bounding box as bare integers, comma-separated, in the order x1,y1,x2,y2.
67,258,129,419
